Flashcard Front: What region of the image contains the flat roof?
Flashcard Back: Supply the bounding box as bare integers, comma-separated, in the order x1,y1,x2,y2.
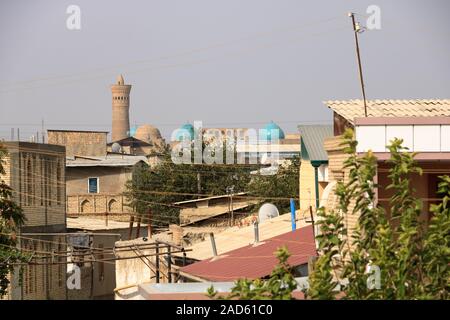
66,155,148,167
2,141,65,153
47,129,109,133
67,216,147,231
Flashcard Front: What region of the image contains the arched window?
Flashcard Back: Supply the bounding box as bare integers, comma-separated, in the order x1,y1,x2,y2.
80,199,91,213
108,199,119,213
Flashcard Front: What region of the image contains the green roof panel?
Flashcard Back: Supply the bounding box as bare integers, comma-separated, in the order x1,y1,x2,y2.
297,125,333,162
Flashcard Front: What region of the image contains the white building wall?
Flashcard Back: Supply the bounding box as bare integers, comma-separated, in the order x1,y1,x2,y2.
356,124,450,153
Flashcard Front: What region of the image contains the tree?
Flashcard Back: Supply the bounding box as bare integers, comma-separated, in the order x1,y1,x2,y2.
0,144,27,297
308,129,450,300
124,145,255,228
125,140,299,227
247,156,300,212
207,246,298,300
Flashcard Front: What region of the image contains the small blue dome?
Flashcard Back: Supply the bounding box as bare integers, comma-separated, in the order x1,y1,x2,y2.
129,126,138,137
175,123,195,141
261,121,285,141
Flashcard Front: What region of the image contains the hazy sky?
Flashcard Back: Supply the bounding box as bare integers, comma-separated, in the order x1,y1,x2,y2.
0,0,449,141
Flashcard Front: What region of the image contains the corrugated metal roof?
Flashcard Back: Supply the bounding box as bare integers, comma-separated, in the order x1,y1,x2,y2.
325,99,450,124
180,225,316,282
297,125,333,161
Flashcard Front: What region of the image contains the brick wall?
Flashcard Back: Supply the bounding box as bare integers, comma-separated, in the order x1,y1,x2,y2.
299,159,316,213
323,135,358,244
2,142,66,231
48,130,107,157
8,235,68,300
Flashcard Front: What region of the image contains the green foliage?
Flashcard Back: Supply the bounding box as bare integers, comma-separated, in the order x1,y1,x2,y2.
125,143,299,227
422,176,450,299
307,129,450,300
247,156,300,212
207,246,298,300
0,144,27,297
124,147,255,227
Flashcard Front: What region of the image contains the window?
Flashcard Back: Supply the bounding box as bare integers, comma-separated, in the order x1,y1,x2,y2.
88,177,99,193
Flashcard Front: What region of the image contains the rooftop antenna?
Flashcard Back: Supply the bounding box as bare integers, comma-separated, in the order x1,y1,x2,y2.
348,12,368,117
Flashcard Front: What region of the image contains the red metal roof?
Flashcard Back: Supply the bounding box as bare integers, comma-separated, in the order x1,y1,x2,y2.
179,225,316,282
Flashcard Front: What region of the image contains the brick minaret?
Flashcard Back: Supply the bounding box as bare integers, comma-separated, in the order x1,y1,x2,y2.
111,75,131,142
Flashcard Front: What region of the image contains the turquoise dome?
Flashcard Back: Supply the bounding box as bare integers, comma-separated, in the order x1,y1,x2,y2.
261,121,285,140
129,126,138,137
175,123,195,141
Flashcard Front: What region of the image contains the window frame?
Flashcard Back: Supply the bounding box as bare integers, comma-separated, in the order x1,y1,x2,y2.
87,177,99,194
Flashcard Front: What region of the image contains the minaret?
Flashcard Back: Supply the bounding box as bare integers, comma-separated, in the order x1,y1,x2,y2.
111,75,132,142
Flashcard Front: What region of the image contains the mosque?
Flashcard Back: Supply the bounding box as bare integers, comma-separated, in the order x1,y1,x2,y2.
108,74,300,163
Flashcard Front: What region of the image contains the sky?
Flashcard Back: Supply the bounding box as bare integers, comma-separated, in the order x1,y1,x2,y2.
0,0,449,141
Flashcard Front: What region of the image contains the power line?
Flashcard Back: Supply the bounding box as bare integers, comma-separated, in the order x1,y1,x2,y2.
0,15,343,90
0,23,348,94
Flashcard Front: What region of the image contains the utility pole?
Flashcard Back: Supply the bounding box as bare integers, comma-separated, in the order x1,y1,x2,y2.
226,185,235,226
349,12,368,117
197,171,201,198
147,208,152,238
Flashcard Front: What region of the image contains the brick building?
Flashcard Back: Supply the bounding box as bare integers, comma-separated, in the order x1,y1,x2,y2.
48,129,108,157
1,141,67,300
322,99,450,240
65,154,148,216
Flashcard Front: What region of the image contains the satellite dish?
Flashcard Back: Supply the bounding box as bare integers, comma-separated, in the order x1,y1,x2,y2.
258,203,279,223
111,142,122,153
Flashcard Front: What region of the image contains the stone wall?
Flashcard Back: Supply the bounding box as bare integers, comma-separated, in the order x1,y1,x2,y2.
48,130,107,157
66,194,132,215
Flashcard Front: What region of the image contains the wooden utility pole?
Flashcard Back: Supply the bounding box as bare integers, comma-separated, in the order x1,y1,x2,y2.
155,242,160,283
197,172,201,198
147,208,152,238
308,205,316,239
349,12,368,117
230,192,234,226
135,215,141,239
128,215,135,240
